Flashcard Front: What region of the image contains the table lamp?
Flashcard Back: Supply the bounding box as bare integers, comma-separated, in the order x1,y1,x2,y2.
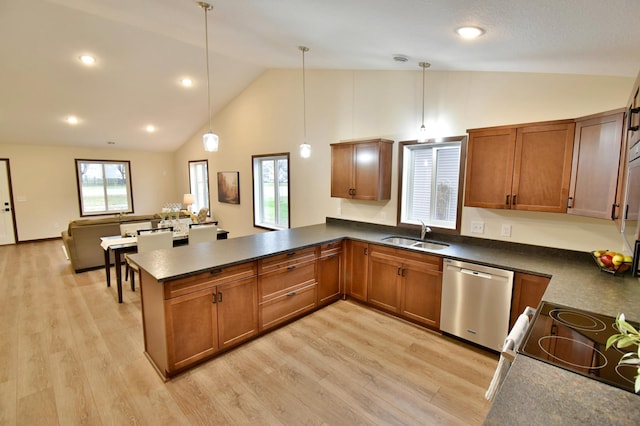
183,193,195,213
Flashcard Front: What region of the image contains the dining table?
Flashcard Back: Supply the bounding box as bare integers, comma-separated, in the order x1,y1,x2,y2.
100,228,228,303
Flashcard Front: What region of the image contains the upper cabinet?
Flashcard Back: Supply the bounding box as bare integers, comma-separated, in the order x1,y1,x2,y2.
568,109,625,220
465,120,575,213
331,138,393,200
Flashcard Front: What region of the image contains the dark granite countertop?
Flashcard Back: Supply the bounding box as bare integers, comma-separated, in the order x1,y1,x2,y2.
128,218,640,422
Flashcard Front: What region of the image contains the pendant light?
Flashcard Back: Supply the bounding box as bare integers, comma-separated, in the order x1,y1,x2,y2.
199,2,219,152
418,61,431,143
299,46,311,158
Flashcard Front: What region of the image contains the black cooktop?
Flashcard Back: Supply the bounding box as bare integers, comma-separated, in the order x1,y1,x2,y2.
519,301,639,394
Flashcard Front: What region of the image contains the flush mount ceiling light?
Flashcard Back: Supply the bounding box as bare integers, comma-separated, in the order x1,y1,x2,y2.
299,45,311,159
180,78,193,87
456,26,485,39
145,124,156,133
199,1,219,153
418,61,430,142
65,115,79,125
78,55,96,65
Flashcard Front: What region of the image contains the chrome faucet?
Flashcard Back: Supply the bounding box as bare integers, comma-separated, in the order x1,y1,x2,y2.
419,220,431,240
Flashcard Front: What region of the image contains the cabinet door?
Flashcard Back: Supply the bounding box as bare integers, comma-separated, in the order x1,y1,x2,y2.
330,144,354,198
346,240,368,301
367,247,401,312
464,128,517,209
165,288,218,372
216,276,258,350
318,251,342,306
401,259,442,328
510,272,550,328
353,141,392,200
568,111,624,219
512,123,575,212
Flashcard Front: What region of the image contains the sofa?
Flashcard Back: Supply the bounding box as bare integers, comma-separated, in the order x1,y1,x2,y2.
62,214,160,273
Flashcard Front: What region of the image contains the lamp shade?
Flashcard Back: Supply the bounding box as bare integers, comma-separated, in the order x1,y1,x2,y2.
299,142,311,158
203,131,219,152
183,193,195,206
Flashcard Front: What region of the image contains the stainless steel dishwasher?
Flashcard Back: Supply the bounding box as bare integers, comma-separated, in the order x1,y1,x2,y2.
440,259,514,352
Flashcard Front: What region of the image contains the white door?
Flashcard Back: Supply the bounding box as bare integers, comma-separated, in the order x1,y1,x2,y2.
0,160,16,245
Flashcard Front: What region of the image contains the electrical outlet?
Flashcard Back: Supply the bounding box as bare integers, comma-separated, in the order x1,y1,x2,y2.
501,224,512,237
471,221,484,234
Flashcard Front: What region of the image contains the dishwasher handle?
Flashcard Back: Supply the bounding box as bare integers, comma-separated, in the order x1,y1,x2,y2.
460,268,493,279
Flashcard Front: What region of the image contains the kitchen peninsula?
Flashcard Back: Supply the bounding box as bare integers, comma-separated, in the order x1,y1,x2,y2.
128,218,640,423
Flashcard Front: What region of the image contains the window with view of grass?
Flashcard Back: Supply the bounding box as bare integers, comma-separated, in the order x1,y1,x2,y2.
252,153,290,230
75,159,133,216
398,136,466,233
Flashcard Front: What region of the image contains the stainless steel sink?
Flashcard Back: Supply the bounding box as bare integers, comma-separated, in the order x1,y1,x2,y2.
381,236,449,251
411,241,449,250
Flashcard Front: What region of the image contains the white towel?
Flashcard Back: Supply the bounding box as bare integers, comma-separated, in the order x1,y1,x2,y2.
484,309,534,401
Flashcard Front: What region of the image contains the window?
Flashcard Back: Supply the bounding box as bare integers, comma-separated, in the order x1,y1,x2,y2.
252,153,290,230
75,159,133,216
398,136,466,232
189,160,210,214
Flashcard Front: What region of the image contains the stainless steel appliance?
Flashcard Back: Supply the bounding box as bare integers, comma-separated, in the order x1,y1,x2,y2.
440,259,514,351
520,301,639,394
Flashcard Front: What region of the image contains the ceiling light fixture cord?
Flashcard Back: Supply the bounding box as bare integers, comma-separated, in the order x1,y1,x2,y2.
299,46,311,158
203,2,212,132
418,61,430,142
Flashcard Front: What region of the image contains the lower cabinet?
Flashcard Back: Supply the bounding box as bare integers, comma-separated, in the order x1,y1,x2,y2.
367,244,443,328
166,275,258,371
317,240,344,306
510,272,550,328
140,261,258,379
346,240,368,301
258,247,318,331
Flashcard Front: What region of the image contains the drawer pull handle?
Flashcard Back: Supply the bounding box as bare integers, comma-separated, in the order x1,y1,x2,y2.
287,291,297,297
210,268,223,275
218,292,223,302
287,265,297,271
287,252,296,257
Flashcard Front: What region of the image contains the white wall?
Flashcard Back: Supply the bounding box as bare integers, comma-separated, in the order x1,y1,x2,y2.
176,68,634,252
0,144,176,241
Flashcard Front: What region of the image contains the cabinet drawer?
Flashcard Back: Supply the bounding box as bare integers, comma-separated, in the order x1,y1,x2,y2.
319,240,344,257
164,261,257,299
259,283,317,331
258,247,317,274
259,260,316,302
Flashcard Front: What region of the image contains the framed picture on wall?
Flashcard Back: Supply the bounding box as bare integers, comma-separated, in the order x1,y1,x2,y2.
217,171,240,204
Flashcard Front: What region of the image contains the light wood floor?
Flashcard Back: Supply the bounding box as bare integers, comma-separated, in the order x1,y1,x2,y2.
0,239,497,425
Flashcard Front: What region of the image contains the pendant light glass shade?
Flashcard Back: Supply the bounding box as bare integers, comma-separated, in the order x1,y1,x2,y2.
299,142,311,158
199,2,219,152
299,46,311,158
418,61,430,143
203,131,219,152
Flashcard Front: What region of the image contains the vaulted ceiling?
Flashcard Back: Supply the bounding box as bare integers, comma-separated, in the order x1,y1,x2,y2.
2,0,640,152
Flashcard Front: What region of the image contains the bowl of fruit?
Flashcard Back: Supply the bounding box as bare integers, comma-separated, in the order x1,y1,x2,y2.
591,250,633,275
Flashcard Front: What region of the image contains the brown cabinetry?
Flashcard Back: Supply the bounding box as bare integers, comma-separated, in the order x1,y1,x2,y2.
568,109,625,220
330,138,393,200
510,272,550,328
345,240,368,301
367,245,443,328
140,261,258,379
465,120,575,212
258,247,318,331
317,240,344,306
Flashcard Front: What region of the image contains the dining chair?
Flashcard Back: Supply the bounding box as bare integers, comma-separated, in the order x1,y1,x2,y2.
120,221,151,282
125,228,173,290
188,223,219,245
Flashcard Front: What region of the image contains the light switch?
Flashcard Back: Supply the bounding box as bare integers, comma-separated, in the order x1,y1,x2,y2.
501,224,512,237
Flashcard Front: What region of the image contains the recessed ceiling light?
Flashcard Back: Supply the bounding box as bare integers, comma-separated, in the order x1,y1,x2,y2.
456,26,485,39
180,78,193,87
65,115,79,125
145,125,156,133
78,55,96,65
107,141,116,145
